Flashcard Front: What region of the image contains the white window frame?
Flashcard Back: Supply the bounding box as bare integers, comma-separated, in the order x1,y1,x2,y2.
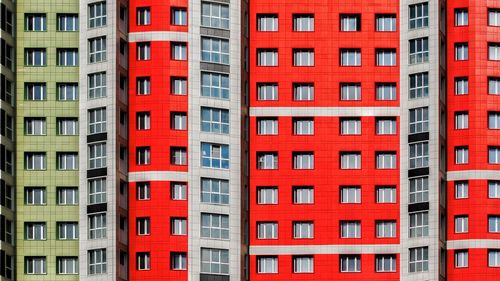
89,143,106,169
455,181,469,199
257,49,278,66
293,49,314,66
88,178,106,204
201,213,230,240
340,221,361,238
136,7,151,25
171,42,187,60
293,83,314,101
201,107,229,134
57,187,78,205
88,37,107,63
293,153,314,169
455,250,468,268
201,72,229,99
201,248,229,274
88,2,107,28
340,152,361,169
377,49,397,66
171,182,187,200
257,83,278,100
257,14,278,31
293,256,314,273
409,177,429,203
293,186,314,204
257,222,278,239
489,9,500,27
340,186,361,204
409,72,429,99
293,14,314,32
201,178,229,205
340,49,361,66
88,249,107,275
409,3,429,29
409,142,429,169
257,153,278,170
257,187,278,204
25,257,46,275
455,9,468,26
455,146,469,164
409,37,429,64
57,153,78,170
201,37,229,64
25,153,46,170
201,2,230,30
257,118,278,135
171,218,187,235
455,77,468,95
376,118,397,135
377,153,397,169
137,42,151,60
136,217,150,235
376,15,396,31
137,252,150,271
341,118,361,135
88,213,106,239
455,43,469,61
490,78,500,94
376,255,397,272
409,211,429,237
57,83,79,101
257,256,278,274
293,118,314,135
57,222,78,240
88,72,106,99
340,255,361,272
455,216,469,233
489,43,500,61
57,257,78,274
293,222,314,239
409,247,429,272
376,221,397,238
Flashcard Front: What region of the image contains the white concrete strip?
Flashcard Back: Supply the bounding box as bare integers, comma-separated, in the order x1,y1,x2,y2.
249,244,400,255
128,31,188,43
447,239,500,249
249,107,401,117
128,171,188,182
447,170,500,181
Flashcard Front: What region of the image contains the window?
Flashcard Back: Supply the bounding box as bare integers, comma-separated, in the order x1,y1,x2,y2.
409,142,429,169
409,3,429,29
293,256,314,273
89,37,106,63
57,222,78,240
171,8,187,26
257,118,278,135
293,118,314,135
171,42,187,60
455,43,468,61
455,9,468,26
341,221,361,238
201,1,229,29
489,9,500,26
293,222,314,239
294,14,314,31
88,2,107,28
201,72,229,99
171,218,187,235
293,83,314,101
88,178,106,204
340,83,361,100
25,118,46,135
57,49,78,66
376,255,396,272
88,72,107,98
57,187,78,205
454,181,468,199
455,216,468,233
409,177,428,203
489,250,500,267
409,211,429,237
376,221,397,238
25,14,46,31
136,217,150,235
409,247,428,272
257,83,278,100
257,49,278,66
201,213,229,239
257,152,278,169
25,257,46,274
489,43,500,61
376,118,397,135
409,72,429,99
136,112,150,130
136,182,150,200
25,48,46,66
201,37,229,64
136,147,150,165
409,38,429,64
137,252,150,270
25,153,46,170
257,256,278,273
375,83,397,101
293,186,314,204
377,153,397,169
489,112,500,129
340,255,361,272
88,249,106,274
452,250,468,269
455,77,468,95
171,253,187,270
1,75,14,104
137,42,150,60
409,107,429,134
201,248,229,274
489,216,500,233
171,77,187,95
376,15,396,31
340,186,361,203
89,108,106,134
57,153,78,170
340,49,361,66
57,257,78,274
489,147,500,164
25,83,46,100
340,14,361,31
257,14,278,31
257,187,278,204
455,147,469,164
25,222,46,240
293,152,314,169
89,213,106,239
340,152,361,169
201,178,229,205
293,49,314,66
490,78,500,94
89,143,106,169
257,222,278,239
136,7,150,25
25,187,46,205
57,83,78,101
171,182,187,200
201,107,229,134
137,77,150,95
377,49,396,66
170,147,187,165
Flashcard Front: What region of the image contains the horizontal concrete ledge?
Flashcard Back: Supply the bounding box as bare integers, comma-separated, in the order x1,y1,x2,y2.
249,244,400,255
128,171,188,182
249,107,400,117
128,31,188,43
447,239,500,249
447,170,500,181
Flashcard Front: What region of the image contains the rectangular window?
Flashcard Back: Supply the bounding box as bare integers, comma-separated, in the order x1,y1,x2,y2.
201,248,229,274
136,252,150,271
489,181,500,198
57,187,78,205
377,49,396,66
293,118,314,135
25,187,46,205
88,249,106,274
136,112,150,130
257,49,278,66
57,257,78,274
340,83,361,100
489,112,500,129
376,221,397,238
455,43,469,61
409,211,429,237
201,178,229,205
293,152,314,169
89,143,106,169
88,2,107,28
489,250,500,267
293,83,314,101
89,37,106,63
171,42,187,60
25,48,46,66
201,2,229,29
257,187,278,204
489,146,500,164
201,213,229,239
25,257,46,274
340,186,361,203
25,118,46,135
25,222,46,240
376,83,397,100
409,3,429,29
409,72,429,99
454,250,468,268
455,9,468,26
409,107,429,134
340,221,361,238
455,215,469,233
136,217,150,235
293,256,314,273
455,181,469,199
489,216,500,233
171,252,187,270
455,77,469,95
376,118,397,135
57,48,78,66
409,177,429,203
171,77,187,95
490,78,500,95
293,49,314,66
409,247,429,272
89,107,106,134
257,83,278,100
136,182,150,200
455,146,469,164
257,153,278,169
136,7,150,25
409,142,429,168
293,222,314,239
409,38,429,64
57,152,78,170
376,255,397,272
340,152,361,169
201,107,229,134
1,75,14,105
376,15,396,31
293,186,314,204
257,14,278,31
57,83,79,101
88,178,106,204
377,152,397,169
340,14,361,31
136,147,150,165
25,83,46,101
257,256,278,273
170,147,187,165
171,8,187,26
489,43,500,61
88,72,106,98
489,9,500,26
257,118,278,135
293,14,314,32
137,77,150,95
201,37,229,64
340,49,361,66
201,72,229,99
88,213,106,239
57,222,78,240
25,153,46,170
171,218,187,235
340,255,361,272
137,42,151,60
257,222,278,239
25,14,46,31
171,182,187,200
